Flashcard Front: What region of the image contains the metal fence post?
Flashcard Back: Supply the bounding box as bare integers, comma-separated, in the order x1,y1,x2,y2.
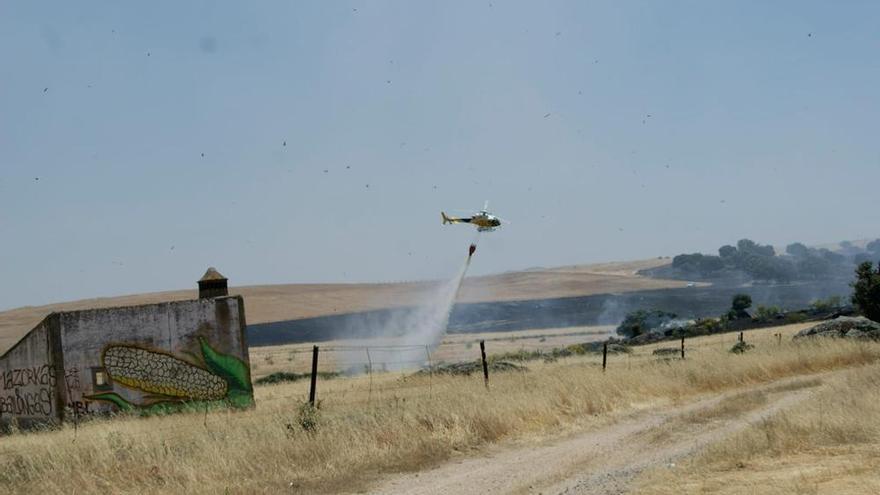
309,345,319,406
479,340,489,388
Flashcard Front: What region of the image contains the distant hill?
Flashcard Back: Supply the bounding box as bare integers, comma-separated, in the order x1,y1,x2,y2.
0,258,685,354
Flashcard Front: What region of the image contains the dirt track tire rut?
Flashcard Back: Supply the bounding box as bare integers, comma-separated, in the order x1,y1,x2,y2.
369,374,823,495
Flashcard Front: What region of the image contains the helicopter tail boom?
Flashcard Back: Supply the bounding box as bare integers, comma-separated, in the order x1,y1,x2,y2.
442,212,471,225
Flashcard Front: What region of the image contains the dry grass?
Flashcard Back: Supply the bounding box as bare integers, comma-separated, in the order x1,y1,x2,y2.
248,325,614,379
636,357,880,495
0,324,877,494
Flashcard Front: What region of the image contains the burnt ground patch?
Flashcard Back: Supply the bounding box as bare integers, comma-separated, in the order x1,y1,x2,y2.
246,280,850,346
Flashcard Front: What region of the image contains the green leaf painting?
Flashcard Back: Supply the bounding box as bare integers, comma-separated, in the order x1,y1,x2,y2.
199,337,252,394
85,338,254,415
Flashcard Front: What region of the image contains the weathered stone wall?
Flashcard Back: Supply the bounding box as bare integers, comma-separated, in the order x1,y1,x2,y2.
0,296,253,428
58,295,252,417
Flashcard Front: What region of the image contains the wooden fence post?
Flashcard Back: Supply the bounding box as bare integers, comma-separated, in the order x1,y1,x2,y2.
309,345,319,406
365,347,373,404
680,337,685,359
602,342,608,371
425,345,433,398
479,340,489,388
739,332,744,343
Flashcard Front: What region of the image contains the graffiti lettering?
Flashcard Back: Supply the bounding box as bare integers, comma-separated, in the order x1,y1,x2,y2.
66,400,93,417
64,367,81,391
0,387,53,417
1,365,55,390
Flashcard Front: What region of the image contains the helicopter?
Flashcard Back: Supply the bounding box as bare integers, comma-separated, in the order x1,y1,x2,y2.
441,201,503,232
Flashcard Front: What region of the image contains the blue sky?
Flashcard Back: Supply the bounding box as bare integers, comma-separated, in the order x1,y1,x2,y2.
1,1,879,310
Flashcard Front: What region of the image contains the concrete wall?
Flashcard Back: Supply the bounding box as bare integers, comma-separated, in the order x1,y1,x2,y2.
0,296,253,428
0,316,63,428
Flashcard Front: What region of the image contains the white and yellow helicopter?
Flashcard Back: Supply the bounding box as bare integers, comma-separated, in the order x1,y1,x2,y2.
441,201,503,232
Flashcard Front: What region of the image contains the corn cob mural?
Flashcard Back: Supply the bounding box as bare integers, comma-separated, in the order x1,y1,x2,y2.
85,337,253,413
103,347,228,401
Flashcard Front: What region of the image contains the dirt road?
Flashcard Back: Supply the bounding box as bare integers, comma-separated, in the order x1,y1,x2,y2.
369,376,821,495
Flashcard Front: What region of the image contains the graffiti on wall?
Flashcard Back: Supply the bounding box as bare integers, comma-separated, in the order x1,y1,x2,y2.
86,337,253,413
0,365,100,419
0,365,55,417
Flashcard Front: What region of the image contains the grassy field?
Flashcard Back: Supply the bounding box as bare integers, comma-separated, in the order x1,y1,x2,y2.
0,323,876,494
247,325,615,378
635,343,880,494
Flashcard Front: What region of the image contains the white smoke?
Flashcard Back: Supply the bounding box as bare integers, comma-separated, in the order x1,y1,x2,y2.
333,247,476,372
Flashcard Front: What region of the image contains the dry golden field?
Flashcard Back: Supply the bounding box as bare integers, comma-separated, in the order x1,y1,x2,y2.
0,323,877,494
635,346,880,494
247,325,615,378
0,259,678,355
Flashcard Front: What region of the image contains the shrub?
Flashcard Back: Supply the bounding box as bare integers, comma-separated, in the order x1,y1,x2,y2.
730,341,755,354
753,305,782,323
811,295,843,312
852,262,880,322
693,318,724,334
784,312,809,324
296,401,320,432
255,371,340,386
616,309,678,338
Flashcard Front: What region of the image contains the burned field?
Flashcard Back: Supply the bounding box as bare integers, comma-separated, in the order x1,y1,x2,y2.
247,279,851,346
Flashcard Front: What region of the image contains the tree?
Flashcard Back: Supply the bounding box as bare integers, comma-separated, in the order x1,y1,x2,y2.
867,239,880,255
719,245,738,259
729,293,752,319
732,293,752,311
672,253,723,277
818,248,845,264
785,242,811,258
737,239,775,257
852,262,880,322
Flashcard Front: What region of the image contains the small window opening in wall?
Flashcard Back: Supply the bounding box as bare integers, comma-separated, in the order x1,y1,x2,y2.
91,367,113,391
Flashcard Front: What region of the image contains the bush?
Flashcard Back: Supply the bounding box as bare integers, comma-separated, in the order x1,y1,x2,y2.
784,312,809,324
753,305,782,323
730,341,755,354
693,318,724,334
652,347,681,357
852,262,880,322
255,371,340,386
616,309,678,338
296,401,320,432
811,295,843,312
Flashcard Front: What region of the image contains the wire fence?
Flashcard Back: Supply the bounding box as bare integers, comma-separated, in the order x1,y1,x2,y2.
44,328,799,444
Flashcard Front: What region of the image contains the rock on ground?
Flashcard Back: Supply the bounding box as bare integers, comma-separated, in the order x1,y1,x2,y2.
794,316,880,341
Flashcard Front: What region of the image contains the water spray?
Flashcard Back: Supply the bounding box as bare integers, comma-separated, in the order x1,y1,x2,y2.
335,237,481,372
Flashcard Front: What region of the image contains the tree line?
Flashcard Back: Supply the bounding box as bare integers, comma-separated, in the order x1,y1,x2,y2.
670,238,880,282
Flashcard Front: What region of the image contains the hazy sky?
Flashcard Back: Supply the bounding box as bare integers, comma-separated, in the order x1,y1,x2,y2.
2,1,879,310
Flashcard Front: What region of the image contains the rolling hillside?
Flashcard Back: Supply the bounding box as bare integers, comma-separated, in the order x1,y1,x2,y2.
0,258,683,354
